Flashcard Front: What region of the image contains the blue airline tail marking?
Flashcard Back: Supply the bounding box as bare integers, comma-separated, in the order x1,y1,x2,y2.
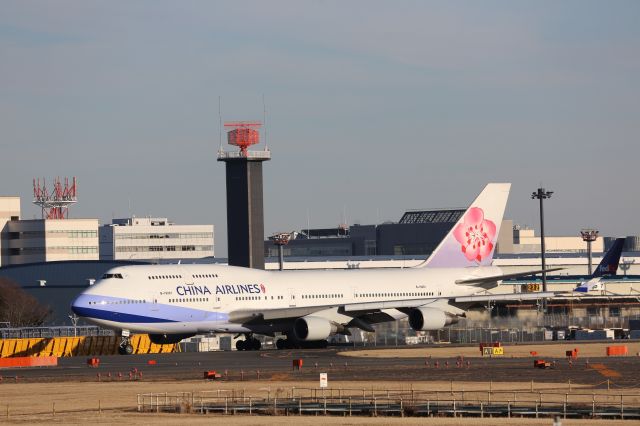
592,238,625,278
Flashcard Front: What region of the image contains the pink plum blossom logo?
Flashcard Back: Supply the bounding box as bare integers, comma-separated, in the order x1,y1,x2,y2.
453,207,497,263
260,284,266,293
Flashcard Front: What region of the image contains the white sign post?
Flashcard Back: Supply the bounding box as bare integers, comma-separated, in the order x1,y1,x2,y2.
319,373,328,388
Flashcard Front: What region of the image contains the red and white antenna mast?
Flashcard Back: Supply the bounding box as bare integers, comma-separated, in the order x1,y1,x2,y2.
33,177,77,219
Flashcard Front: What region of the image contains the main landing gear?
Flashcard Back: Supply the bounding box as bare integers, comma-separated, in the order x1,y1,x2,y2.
235,334,261,351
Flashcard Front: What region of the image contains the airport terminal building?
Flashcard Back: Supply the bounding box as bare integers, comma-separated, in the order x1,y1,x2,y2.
264,209,470,258
264,208,619,258
1,196,99,267
99,217,214,261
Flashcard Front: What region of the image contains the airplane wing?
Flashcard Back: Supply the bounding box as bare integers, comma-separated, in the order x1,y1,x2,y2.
455,267,565,285
229,291,554,324
229,306,340,323
228,297,441,324
227,269,562,326
340,291,554,311
454,291,554,302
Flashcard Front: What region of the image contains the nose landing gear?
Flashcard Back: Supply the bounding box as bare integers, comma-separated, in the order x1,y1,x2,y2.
118,337,134,355
118,330,133,355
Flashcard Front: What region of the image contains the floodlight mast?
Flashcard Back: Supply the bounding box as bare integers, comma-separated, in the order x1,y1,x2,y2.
531,187,553,310
270,232,292,271
581,229,599,275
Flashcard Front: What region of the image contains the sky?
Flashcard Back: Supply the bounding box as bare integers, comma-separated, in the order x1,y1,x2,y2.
1,1,639,256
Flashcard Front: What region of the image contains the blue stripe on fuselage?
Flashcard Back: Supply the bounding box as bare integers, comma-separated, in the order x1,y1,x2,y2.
71,306,177,323
71,293,230,324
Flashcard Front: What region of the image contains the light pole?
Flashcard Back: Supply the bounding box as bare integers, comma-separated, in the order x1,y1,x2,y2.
580,229,599,275
532,188,553,309
270,232,292,271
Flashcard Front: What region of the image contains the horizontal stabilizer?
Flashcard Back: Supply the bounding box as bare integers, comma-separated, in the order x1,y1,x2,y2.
455,267,564,285
455,292,555,303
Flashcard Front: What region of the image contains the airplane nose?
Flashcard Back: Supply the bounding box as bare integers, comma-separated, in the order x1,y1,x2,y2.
70,296,81,315
71,294,87,316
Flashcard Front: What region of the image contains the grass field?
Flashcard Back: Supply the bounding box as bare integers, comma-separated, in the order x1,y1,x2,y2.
1,378,638,424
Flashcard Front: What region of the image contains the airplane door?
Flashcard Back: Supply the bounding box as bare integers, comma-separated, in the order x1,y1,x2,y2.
213,293,221,310
287,288,297,307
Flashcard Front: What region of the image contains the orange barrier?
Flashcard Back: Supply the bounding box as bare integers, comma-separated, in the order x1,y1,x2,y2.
534,359,552,369
87,357,100,367
566,348,579,359
0,356,58,368
204,370,221,380
606,345,628,356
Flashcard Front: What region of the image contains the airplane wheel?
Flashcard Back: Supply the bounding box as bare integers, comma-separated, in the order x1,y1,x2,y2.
119,343,133,355
236,340,246,351
276,339,286,350
252,339,261,351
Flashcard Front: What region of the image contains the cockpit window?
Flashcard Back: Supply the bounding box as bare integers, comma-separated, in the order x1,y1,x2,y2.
102,273,124,279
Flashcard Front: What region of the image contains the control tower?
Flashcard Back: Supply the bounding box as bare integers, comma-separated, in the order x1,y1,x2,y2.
217,121,271,269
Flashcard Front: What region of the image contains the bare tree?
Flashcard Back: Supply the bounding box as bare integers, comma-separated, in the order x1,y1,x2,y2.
0,278,51,327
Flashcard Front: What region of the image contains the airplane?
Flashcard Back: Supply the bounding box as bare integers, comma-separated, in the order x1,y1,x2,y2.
502,238,634,293
574,237,625,292
71,183,559,355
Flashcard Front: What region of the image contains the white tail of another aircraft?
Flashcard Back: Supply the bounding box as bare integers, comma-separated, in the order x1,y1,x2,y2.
422,183,511,268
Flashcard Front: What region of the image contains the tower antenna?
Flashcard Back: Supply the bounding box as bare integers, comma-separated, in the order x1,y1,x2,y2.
33,176,77,219
263,94,268,151
218,96,223,152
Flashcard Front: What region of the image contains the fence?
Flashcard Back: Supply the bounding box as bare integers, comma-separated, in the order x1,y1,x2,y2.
137,386,640,419
363,314,640,346
0,326,112,340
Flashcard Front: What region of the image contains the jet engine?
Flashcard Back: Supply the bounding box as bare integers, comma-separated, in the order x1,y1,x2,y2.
293,316,338,341
408,308,458,331
148,333,195,345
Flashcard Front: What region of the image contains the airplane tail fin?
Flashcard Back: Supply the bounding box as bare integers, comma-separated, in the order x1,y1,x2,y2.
421,183,511,268
592,237,625,278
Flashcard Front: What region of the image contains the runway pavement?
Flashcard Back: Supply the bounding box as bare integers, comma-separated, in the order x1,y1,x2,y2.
2,345,638,388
